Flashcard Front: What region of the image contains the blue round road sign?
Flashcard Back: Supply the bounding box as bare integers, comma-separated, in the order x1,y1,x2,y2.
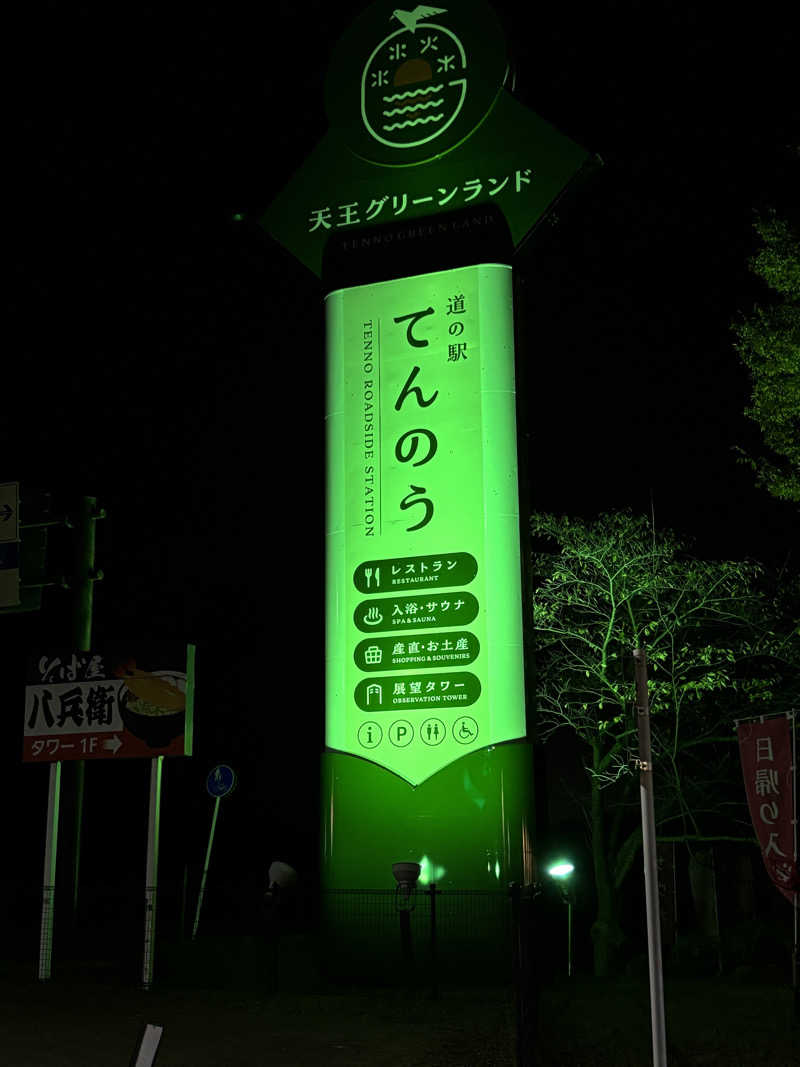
206,764,236,798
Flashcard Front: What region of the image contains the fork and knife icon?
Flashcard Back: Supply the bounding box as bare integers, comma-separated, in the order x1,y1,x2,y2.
364,566,381,589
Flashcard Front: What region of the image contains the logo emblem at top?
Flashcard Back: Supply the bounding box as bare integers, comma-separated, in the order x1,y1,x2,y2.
324,0,509,167
362,8,468,150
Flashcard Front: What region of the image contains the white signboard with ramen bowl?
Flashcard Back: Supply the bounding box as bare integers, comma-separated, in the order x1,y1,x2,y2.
22,645,195,761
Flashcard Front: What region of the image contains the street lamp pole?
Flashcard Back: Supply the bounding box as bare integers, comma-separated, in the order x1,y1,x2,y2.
633,647,668,1067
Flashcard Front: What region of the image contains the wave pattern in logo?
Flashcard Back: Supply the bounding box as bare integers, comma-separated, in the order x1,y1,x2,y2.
383,114,446,131
383,99,444,116
361,25,468,151
382,85,445,103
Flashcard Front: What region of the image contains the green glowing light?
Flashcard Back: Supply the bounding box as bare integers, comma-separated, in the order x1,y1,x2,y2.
325,264,526,785
417,854,447,885
547,861,575,879
321,744,535,976
321,743,534,894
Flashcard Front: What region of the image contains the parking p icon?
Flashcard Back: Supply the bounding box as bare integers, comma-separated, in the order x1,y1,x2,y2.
388,720,414,747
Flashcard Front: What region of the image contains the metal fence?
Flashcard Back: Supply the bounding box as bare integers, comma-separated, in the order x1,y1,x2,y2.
309,883,540,1064
14,877,543,1064
322,885,514,949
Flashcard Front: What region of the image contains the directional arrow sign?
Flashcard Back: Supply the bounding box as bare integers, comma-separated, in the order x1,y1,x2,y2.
0,483,20,608
0,483,19,543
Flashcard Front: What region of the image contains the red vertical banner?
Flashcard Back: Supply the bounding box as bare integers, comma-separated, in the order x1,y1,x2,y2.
737,715,799,903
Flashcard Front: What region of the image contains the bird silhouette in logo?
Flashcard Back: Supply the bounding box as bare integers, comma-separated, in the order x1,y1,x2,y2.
391,6,447,33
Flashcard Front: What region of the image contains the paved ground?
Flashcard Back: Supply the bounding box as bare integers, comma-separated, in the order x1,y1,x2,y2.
1,950,797,1066
0,976,515,1066
536,972,799,1066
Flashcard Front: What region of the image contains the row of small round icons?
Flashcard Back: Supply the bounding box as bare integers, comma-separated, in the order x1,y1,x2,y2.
357,715,478,748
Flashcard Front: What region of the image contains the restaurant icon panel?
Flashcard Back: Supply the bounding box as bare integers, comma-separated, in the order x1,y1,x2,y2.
353,552,478,594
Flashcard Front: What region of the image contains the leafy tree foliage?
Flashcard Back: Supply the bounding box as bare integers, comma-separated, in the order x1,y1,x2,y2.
531,510,799,975
733,209,800,502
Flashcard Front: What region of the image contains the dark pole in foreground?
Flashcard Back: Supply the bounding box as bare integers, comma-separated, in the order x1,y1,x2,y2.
791,709,798,1021
428,883,439,999
633,648,667,1066
400,910,413,967
70,496,104,926
38,761,61,980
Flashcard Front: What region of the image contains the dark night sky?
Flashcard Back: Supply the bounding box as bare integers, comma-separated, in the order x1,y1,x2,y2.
4,1,798,908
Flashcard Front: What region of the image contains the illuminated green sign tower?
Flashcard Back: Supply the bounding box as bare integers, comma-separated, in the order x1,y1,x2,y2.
327,263,526,783
262,0,592,971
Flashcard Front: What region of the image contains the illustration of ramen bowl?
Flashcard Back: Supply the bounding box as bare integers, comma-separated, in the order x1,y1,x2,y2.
118,674,185,749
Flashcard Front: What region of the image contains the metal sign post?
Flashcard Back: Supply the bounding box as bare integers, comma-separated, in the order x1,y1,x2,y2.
70,495,105,928
24,644,193,983
633,648,668,1066
37,761,61,980
192,765,237,941
191,797,220,941
791,709,798,1020
142,755,163,991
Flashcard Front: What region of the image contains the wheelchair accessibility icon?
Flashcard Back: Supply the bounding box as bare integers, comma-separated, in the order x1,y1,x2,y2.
453,716,479,744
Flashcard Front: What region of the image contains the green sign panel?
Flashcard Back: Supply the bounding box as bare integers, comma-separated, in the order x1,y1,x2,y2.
353,630,480,671
353,590,479,631
325,263,526,784
261,0,593,276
